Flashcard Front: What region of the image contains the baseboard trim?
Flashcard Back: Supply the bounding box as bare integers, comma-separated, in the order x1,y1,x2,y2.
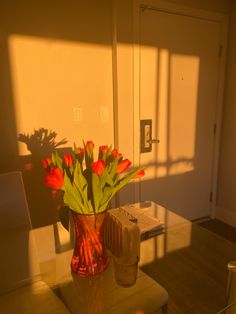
215,207,236,228
191,216,211,224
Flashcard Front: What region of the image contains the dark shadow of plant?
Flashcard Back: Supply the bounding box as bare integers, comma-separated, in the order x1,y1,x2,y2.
18,128,67,159
18,128,69,228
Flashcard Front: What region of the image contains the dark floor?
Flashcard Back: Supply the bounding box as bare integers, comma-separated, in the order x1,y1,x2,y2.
141,218,236,313
197,219,236,244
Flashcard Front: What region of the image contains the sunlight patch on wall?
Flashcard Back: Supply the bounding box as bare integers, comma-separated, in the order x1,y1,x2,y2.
169,54,199,176
8,35,114,156
140,48,199,180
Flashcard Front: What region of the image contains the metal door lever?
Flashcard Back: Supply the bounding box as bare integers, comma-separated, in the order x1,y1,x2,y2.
148,139,160,144
140,119,160,153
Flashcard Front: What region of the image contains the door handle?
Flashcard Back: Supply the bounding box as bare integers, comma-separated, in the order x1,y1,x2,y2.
140,119,159,153
147,139,160,144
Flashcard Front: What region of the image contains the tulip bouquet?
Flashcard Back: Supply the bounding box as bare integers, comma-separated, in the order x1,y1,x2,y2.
42,140,145,215
42,140,145,276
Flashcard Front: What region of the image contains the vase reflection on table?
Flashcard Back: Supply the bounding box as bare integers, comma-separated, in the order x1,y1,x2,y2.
42,140,145,277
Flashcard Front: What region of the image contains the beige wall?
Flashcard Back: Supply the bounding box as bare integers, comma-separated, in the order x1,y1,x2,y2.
0,0,113,172
216,1,236,227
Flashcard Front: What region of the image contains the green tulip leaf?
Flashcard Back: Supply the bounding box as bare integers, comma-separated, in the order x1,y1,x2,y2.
52,151,63,170
63,173,84,213
92,173,102,212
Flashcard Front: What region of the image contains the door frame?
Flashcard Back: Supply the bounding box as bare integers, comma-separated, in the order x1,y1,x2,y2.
132,0,228,218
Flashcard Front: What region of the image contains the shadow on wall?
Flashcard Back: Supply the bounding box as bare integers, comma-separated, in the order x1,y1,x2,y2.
17,128,71,228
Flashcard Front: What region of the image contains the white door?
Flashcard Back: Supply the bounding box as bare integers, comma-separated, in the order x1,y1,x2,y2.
139,8,222,220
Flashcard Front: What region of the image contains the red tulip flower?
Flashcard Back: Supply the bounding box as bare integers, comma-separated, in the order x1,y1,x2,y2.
92,160,105,175
77,147,84,156
44,167,64,189
99,145,109,153
112,149,122,160
75,147,84,162
134,169,145,179
116,159,131,174
99,145,109,160
42,157,52,169
63,153,73,166
85,140,95,152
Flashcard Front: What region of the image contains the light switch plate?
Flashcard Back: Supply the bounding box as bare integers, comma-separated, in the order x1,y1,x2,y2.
100,106,109,122
73,107,82,121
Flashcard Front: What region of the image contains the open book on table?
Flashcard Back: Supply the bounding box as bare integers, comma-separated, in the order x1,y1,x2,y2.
119,202,165,240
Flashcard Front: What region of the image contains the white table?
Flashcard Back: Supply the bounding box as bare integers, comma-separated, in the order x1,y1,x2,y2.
34,202,185,313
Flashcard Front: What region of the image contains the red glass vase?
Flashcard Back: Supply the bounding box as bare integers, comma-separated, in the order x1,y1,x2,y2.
71,211,109,276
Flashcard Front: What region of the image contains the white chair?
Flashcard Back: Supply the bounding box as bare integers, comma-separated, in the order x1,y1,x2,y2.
0,171,70,313
226,261,236,314
217,261,236,314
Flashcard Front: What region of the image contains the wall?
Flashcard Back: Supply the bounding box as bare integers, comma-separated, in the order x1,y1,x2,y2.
216,1,236,227
0,0,233,223
0,0,114,227
0,0,114,172
162,0,230,14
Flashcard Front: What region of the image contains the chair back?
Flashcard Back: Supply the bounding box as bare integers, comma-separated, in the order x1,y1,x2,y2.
0,171,40,294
